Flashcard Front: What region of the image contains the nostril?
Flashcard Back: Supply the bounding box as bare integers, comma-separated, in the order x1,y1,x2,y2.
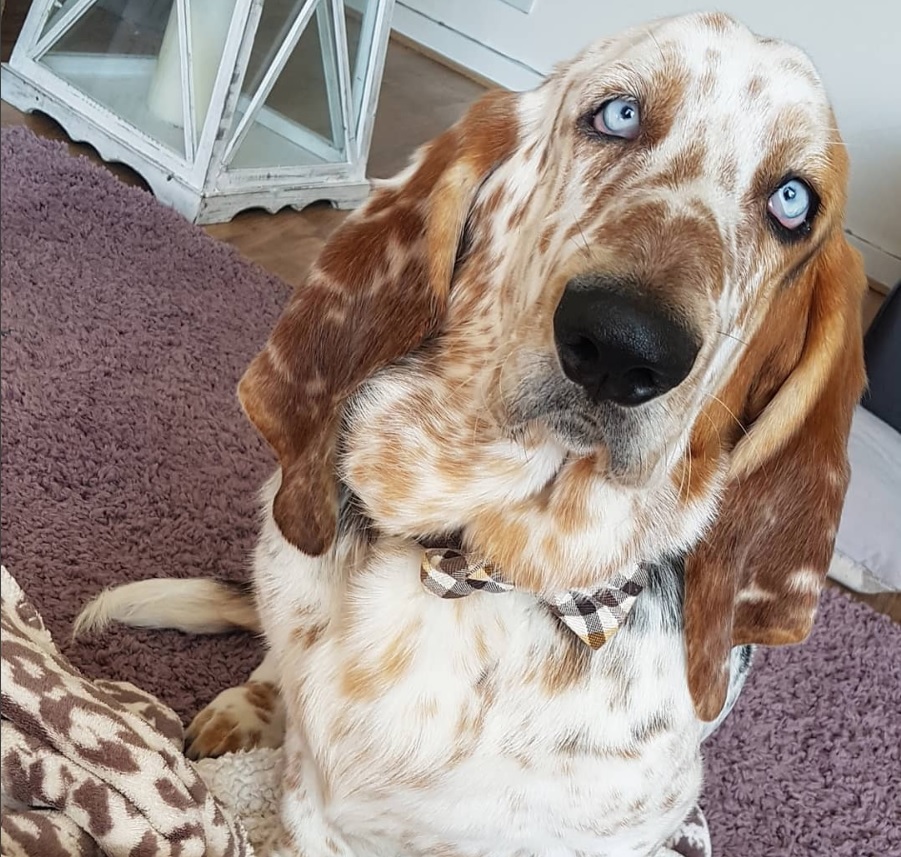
563,335,600,368
618,367,662,405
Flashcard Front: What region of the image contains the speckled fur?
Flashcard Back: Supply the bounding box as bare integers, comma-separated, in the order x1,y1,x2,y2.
80,13,865,856
253,477,754,857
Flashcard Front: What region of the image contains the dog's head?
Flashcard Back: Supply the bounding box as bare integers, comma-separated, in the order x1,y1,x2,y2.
239,13,865,720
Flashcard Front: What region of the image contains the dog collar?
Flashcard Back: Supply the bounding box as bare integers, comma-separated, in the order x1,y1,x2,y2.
420,547,648,649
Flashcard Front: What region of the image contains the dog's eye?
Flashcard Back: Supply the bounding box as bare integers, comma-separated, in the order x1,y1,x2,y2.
768,179,813,232
593,98,641,139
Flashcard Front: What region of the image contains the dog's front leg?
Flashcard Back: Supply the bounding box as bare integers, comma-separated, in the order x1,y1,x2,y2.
252,476,360,855
185,649,285,759
263,725,356,857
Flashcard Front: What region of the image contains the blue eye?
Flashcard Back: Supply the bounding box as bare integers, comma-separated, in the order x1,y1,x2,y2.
593,98,641,139
768,179,812,231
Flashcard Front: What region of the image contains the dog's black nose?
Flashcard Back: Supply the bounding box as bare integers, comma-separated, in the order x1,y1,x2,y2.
553,278,700,406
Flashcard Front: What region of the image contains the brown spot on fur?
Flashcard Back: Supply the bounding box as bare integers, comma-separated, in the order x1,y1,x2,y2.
648,141,707,189
700,11,736,33
538,224,556,255
341,626,418,701
513,751,534,769
465,513,535,587
429,846,467,857
662,789,684,811
292,621,326,649
473,626,490,662
627,796,649,816
480,185,507,220
506,192,535,231
454,703,487,739
185,708,263,757
245,681,278,722
417,697,440,719
642,64,693,145
549,455,597,535
474,665,498,706
672,425,722,503
283,759,303,794
745,74,766,101
541,624,593,694
582,202,725,309
630,712,671,743
380,627,418,680
556,729,596,756
446,742,474,769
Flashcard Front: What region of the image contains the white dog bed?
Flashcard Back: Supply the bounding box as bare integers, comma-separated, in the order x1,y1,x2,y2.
828,405,901,594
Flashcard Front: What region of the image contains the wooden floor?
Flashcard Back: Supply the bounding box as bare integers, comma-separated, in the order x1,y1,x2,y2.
1,18,897,624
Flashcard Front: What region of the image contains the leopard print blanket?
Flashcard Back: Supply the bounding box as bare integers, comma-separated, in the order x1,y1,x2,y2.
0,565,711,857
0,566,253,857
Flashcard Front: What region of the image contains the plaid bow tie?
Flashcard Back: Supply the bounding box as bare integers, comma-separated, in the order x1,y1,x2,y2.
420,548,648,649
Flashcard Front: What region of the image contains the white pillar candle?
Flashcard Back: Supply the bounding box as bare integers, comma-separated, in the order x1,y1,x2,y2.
147,0,239,130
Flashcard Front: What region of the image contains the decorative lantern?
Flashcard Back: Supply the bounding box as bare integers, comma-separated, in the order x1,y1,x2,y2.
1,0,396,224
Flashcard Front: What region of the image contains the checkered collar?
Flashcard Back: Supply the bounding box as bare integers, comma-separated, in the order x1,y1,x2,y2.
419,543,648,650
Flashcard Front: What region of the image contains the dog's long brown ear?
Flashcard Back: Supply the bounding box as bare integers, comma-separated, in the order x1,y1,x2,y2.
238,90,519,555
684,232,867,721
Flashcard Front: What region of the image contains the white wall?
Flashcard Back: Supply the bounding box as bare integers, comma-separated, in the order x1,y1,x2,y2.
392,0,901,287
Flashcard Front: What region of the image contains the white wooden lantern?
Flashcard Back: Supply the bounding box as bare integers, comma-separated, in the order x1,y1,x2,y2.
1,0,396,224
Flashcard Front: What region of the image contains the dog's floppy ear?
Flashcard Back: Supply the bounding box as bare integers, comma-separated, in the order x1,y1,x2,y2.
684,232,867,721
238,90,519,555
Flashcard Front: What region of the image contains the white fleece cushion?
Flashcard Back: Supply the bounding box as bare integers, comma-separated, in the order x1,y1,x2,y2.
828,406,901,593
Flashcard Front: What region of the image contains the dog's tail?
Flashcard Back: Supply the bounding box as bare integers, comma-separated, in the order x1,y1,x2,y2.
73,578,261,638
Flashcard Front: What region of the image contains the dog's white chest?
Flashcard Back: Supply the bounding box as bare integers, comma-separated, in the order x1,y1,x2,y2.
257,533,703,857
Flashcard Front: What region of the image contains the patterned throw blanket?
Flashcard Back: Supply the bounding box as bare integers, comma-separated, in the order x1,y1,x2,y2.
0,566,275,856
0,565,710,856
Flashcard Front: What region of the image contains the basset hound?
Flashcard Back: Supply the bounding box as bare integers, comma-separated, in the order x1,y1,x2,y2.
78,12,866,856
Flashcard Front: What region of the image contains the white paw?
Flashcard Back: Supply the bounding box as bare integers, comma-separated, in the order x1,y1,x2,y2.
185,681,285,760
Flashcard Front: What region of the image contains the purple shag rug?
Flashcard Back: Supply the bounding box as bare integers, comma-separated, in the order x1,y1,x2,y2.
2,126,899,856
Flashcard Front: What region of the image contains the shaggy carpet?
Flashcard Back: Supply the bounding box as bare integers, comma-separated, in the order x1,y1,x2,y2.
2,126,899,856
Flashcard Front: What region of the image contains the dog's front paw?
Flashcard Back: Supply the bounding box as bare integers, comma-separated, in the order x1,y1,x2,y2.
185,681,285,760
